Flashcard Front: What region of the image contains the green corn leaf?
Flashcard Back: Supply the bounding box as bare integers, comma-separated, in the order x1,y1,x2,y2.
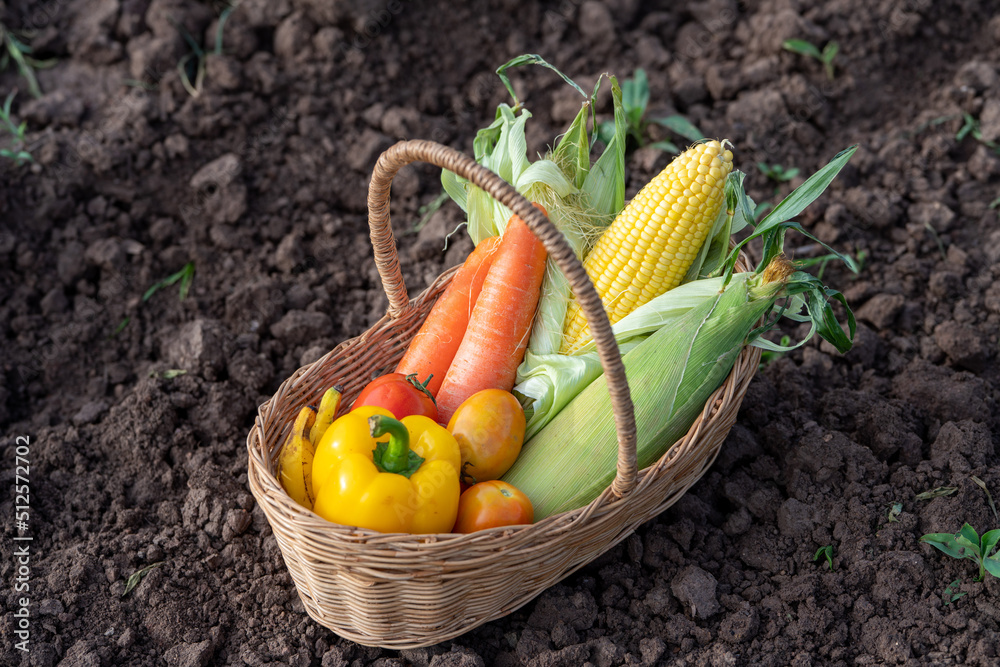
980,529,1000,559
495,54,587,109
622,68,650,128
915,485,959,500
697,202,736,279
551,101,592,189
958,523,981,554
759,145,857,229
727,170,755,234
722,146,859,282
920,533,971,560
440,168,468,212
648,140,680,153
984,555,1000,579
518,160,576,199
581,76,625,220
748,272,854,354
822,41,840,63
473,107,506,161
650,115,704,143
783,39,823,60
805,284,855,354
684,191,733,283
596,119,616,146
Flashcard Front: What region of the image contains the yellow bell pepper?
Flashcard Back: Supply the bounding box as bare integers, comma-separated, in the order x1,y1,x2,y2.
312,409,462,534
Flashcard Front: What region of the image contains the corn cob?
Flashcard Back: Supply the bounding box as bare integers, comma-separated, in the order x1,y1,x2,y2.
560,140,733,354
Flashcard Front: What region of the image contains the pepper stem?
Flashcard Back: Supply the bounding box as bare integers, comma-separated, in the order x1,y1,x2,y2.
369,415,424,477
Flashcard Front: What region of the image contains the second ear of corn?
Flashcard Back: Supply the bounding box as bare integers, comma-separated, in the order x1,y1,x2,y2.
560,140,734,354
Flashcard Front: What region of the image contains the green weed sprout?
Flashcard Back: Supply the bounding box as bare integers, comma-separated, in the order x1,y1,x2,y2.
143,263,195,302
596,68,704,154
1,24,56,98
942,579,966,605
814,545,834,570
757,162,800,183
754,162,800,219
409,190,450,234
173,4,237,97
122,562,164,598
956,113,1000,155
920,523,1000,582
783,39,839,80
0,91,33,165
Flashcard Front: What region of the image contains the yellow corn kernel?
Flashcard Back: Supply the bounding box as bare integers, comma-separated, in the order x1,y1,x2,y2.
561,140,733,354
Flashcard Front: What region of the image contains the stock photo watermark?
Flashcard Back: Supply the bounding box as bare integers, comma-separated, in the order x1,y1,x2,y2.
11,435,32,653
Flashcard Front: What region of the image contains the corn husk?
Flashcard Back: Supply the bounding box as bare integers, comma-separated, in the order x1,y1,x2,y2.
502,265,787,518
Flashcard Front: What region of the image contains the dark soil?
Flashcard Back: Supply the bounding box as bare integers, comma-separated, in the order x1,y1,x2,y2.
3,0,1000,665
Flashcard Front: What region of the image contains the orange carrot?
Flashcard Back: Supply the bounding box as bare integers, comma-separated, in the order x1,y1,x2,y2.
435,207,548,422
396,235,501,396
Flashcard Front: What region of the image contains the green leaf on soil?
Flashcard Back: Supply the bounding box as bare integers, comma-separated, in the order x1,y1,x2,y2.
143,262,195,302
980,529,1000,559
122,561,164,598
621,68,650,129
956,524,981,556
409,190,450,235
650,115,704,143
887,502,902,523
970,476,999,522
110,318,130,338
647,139,681,154
942,579,966,605
983,556,1000,579
915,486,959,501
920,532,971,560
783,39,823,60
814,545,834,570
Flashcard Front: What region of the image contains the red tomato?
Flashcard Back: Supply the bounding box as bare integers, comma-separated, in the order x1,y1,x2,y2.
452,481,534,533
352,373,438,421
447,389,525,482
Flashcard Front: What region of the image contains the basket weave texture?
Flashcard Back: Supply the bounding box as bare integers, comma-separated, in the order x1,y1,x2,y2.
247,140,761,648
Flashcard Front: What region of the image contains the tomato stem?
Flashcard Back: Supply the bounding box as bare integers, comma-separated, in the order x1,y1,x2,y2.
405,373,438,407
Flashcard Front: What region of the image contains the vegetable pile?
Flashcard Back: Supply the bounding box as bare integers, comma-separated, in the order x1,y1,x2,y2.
276,57,859,533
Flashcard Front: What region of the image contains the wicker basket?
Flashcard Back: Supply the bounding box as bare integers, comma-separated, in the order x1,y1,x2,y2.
247,140,760,648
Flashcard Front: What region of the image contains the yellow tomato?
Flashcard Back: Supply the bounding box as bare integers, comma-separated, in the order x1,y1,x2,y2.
446,389,525,482
453,481,534,533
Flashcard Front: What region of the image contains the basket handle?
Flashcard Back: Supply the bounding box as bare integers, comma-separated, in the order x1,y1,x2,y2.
367,139,638,498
